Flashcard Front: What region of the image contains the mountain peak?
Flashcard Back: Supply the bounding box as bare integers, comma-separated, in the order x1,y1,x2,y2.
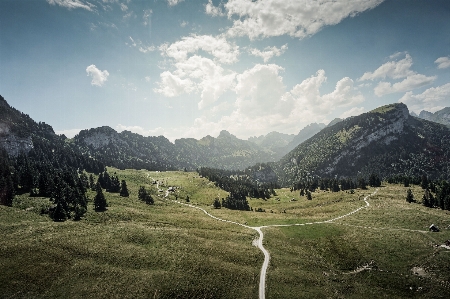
218,130,236,139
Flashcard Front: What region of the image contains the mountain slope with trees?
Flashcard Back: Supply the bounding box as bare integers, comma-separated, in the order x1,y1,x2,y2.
276,103,450,186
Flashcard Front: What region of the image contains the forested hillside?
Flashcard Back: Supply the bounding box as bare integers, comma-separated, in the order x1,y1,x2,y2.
276,103,450,186
0,95,105,218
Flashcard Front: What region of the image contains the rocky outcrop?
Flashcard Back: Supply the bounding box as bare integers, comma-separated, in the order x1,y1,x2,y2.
0,122,33,156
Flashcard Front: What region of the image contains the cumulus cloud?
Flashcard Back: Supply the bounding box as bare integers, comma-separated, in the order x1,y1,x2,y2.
288,70,364,117
161,34,239,64
155,35,240,108
205,0,225,17
47,0,95,11
435,56,450,69
399,83,450,114
373,74,436,97
154,71,195,97
155,55,236,108
248,44,288,62
235,64,288,117
86,64,109,86
225,0,384,39
360,53,436,97
359,53,415,81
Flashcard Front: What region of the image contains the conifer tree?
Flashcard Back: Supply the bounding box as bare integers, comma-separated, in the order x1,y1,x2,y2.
94,182,107,211
406,188,414,203
120,180,129,197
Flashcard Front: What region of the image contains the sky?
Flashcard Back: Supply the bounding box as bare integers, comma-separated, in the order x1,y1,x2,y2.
1,0,449,141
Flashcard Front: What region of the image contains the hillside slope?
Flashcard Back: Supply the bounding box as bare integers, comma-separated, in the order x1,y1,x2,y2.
0,95,104,173
276,103,450,186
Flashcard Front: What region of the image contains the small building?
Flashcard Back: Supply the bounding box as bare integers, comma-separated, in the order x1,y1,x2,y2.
429,224,440,232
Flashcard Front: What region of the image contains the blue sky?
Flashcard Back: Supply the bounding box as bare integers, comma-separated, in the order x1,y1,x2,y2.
1,0,449,141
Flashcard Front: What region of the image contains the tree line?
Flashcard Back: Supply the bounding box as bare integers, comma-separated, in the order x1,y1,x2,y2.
198,167,278,211
0,145,130,221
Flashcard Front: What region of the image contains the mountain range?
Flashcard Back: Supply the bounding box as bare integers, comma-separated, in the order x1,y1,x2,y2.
1,95,449,185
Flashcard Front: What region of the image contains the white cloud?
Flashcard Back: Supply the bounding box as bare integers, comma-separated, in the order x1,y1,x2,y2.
86,64,109,86
205,0,225,17
180,21,188,27
248,44,288,62
155,35,240,107
374,74,436,97
340,107,365,119
155,55,236,108
120,3,128,11
288,70,364,117
225,0,384,39
47,0,95,11
399,83,450,114
167,0,184,6
235,64,288,117
360,53,436,97
153,71,195,97
359,53,415,81
435,56,450,69
161,34,239,64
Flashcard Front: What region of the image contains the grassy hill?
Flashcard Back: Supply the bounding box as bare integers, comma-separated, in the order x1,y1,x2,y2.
2,169,450,298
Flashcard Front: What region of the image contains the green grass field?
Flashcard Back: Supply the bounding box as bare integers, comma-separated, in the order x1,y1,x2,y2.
1,169,449,298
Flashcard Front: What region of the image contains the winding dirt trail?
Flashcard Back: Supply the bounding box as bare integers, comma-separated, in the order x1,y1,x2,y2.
164,187,378,299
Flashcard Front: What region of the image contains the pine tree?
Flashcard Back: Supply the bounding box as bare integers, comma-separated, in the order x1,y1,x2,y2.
94,182,107,211
120,180,129,197
406,188,414,203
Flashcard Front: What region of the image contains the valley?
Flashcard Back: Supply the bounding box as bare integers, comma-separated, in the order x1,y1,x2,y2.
1,169,450,298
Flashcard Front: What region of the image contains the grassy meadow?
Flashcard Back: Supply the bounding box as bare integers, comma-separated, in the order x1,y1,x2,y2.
1,169,450,298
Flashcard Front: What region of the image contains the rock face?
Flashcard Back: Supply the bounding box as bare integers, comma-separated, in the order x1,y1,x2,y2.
418,107,450,127
81,126,128,149
0,133,33,157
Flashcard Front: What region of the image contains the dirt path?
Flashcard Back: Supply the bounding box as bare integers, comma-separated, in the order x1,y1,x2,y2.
163,188,378,299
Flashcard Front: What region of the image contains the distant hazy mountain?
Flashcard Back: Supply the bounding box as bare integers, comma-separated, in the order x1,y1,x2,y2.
248,131,295,159
327,118,343,127
73,127,279,171
417,107,450,127
284,123,326,153
276,103,450,186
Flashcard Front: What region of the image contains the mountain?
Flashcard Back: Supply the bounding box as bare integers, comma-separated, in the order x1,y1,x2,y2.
276,103,450,186
248,131,295,158
175,130,278,170
73,126,182,171
284,123,326,153
73,127,279,171
327,118,343,127
0,95,104,172
417,107,450,127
